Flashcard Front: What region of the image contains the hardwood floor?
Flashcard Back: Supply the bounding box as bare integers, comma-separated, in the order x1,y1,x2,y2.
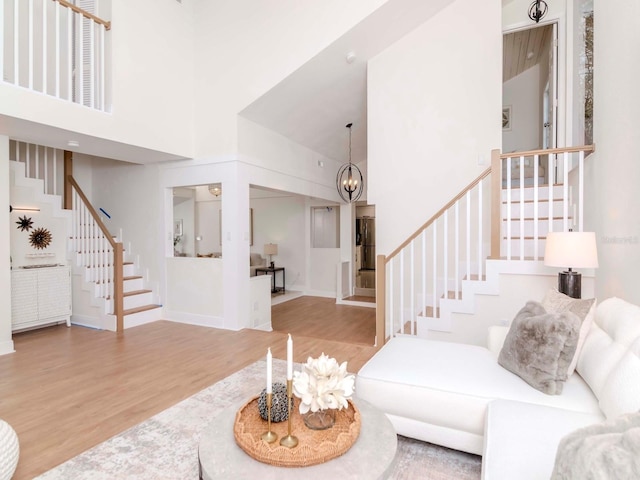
271,296,377,346
0,298,378,479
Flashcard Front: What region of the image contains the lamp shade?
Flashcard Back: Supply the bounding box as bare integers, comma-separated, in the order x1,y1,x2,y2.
264,243,278,256
544,232,599,269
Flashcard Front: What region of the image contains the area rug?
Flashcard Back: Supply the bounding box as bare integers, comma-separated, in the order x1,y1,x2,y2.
36,359,481,479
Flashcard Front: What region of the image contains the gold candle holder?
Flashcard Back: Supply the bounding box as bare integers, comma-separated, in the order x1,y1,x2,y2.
279,379,298,448
261,392,277,443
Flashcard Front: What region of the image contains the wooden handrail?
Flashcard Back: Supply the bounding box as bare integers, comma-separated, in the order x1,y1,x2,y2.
67,175,124,332
67,176,117,249
386,166,492,262
499,144,595,159
54,0,111,30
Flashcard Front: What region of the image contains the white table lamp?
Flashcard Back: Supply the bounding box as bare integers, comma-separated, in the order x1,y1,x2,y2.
264,243,278,268
544,231,598,298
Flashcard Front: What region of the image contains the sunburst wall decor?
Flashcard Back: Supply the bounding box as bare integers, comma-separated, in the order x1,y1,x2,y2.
29,227,52,250
16,215,34,232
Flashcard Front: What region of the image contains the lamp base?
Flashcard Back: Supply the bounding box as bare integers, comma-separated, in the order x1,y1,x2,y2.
558,271,581,299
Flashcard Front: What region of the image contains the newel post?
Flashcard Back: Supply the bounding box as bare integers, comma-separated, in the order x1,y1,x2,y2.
63,150,73,210
490,149,501,259
114,242,124,332
375,254,386,347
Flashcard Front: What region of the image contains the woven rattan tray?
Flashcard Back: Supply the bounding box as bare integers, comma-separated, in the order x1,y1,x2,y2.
233,396,361,467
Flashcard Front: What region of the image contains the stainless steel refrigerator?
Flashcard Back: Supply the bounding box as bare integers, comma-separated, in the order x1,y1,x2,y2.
357,217,376,270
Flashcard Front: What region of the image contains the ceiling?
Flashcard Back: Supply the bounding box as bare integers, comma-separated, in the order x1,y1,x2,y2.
503,24,553,83
1,0,454,167
0,115,187,164
240,0,455,165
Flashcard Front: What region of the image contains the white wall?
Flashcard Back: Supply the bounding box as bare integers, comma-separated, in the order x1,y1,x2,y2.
368,0,502,256
165,257,223,327
90,159,163,301
194,195,222,256
0,136,15,355
502,65,541,153
587,0,640,305
251,193,306,290
193,0,389,157
239,118,341,201
433,270,595,346
9,184,68,269
173,193,195,256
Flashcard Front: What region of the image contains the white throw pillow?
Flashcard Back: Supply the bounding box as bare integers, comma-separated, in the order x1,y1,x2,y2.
577,322,628,398
599,337,640,420
542,289,596,375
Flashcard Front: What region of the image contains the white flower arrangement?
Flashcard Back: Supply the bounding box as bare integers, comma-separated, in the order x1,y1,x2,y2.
292,353,355,414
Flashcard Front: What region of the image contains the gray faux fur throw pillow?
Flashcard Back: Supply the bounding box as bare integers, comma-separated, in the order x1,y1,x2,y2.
498,301,581,395
551,412,640,479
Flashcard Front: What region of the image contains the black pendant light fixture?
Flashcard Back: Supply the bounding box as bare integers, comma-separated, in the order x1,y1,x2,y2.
528,0,548,23
336,123,364,203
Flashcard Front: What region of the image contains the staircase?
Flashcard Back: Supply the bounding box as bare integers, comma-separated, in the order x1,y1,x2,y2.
68,178,162,331
10,141,162,331
378,146,594,343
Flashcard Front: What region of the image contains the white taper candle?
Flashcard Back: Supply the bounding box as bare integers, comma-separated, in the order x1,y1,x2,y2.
266,347,273,393
287,334,293,380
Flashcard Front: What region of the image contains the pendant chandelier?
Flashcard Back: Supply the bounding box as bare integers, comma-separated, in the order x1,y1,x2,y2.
336,123,364,203
528,0,548,23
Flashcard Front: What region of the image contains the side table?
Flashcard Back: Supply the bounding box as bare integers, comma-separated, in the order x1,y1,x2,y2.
255,267,285,294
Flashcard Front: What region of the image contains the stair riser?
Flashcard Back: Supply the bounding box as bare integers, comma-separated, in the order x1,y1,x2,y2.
124,307,162,329
502,239,547,259
124,277,144,292
502,219,567,237
82,263,135,280
501,185,565,202
502,202,572,218
123,292,154,310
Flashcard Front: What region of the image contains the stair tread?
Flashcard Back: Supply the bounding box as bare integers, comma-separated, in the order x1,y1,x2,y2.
503,235,548,240
123,289,152,297
502,216,565,221
122,304,161,316
501,182,563,190
124,275,143,280
441,291,462,300
463,274,487,281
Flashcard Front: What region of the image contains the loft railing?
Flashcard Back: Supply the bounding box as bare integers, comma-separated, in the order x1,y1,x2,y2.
1,0,111,111
68,176,124,331
376,145,595,344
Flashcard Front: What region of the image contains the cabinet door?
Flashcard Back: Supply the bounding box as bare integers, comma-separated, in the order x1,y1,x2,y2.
11,270,39,327
37,267,72,319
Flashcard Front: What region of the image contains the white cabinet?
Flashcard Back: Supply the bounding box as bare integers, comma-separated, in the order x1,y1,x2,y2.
11,266,71,332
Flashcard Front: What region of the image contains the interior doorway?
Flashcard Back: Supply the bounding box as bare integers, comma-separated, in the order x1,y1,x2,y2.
502,23,557,185
354,204,375,299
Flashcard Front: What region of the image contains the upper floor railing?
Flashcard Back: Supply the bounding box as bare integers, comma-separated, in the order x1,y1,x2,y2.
1,0,111,111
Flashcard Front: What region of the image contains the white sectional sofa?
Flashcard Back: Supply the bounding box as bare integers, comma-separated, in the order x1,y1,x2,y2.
356,296,640,479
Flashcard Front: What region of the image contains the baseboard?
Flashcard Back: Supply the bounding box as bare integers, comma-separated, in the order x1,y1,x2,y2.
252,322,272,332
302,289,336,299
164,310,224,329
0,339,15,356
71,314,112,331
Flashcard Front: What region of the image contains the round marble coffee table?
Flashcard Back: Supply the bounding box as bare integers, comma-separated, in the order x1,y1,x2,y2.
198,397,397,479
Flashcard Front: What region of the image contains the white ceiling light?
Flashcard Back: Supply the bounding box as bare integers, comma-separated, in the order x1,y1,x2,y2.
67,140,79,147
345,52,356,64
